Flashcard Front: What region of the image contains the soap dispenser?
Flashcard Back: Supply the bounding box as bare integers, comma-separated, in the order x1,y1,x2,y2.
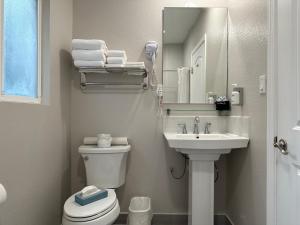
231,84,243,105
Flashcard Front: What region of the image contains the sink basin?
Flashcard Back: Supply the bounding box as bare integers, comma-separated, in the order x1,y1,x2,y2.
164,132,249,151
164,132,249,225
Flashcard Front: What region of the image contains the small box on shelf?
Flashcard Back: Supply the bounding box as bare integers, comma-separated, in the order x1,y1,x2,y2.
215,100,231,111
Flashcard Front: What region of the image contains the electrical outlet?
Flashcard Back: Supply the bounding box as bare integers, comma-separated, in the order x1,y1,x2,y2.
259,75,267,94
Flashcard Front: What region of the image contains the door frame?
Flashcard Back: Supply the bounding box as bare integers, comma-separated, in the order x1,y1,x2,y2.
191,34,207,65
267,0,300,224
190,33,207,103
266,0,277,224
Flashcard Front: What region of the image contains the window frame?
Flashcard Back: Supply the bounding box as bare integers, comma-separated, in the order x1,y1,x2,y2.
0,0,42,104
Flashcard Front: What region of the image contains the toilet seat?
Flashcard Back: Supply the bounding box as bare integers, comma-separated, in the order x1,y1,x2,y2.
63,189,117,222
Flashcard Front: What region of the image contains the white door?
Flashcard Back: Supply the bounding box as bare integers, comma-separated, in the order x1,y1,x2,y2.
273,0,300,224
191,35,206,103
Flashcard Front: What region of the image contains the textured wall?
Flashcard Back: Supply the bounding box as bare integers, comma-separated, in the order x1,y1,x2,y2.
226,0,268,224
72,0,228,214
0,1,73,225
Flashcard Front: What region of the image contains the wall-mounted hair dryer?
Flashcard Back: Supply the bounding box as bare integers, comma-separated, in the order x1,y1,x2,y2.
145,41,159,64
145,41,163,116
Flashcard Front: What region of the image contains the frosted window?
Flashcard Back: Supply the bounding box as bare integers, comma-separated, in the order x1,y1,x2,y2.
3,0,38,98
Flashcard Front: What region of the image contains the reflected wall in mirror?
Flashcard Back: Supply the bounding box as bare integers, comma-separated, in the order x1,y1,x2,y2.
163,7,228,104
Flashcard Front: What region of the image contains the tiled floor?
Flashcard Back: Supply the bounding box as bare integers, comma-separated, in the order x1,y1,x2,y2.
114,214,232,225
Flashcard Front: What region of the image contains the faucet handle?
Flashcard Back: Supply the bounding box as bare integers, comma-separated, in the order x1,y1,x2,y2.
177,123,188,134
194,116,200,123
204,122,212,134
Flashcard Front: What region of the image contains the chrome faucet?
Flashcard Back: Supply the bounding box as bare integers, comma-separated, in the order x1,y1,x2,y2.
204,122,212,134
193,116,200,134
178,123,188,134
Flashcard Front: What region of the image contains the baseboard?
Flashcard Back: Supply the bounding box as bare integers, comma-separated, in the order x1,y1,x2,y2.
222,213,235,225
215,213,233,225
114,212,233,225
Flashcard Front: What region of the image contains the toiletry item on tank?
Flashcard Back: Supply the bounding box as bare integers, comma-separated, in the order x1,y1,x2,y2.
97,134,112,148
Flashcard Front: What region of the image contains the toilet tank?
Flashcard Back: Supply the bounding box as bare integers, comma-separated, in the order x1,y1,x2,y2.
79,145,131,189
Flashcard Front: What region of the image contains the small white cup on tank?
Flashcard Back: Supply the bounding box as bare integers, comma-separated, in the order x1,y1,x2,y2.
97,134,112,148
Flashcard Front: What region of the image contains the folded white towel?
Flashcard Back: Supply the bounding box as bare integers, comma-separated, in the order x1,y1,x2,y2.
125,62,145,68
126,62,145,65
72,50,107,61
111,137,129,146
72,39,107,50
105,64,125,68
83,137,98,145
74,60,105,68
107,57,127,64
107,50,127,58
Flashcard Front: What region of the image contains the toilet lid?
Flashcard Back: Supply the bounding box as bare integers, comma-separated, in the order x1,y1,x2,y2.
64,189,117,218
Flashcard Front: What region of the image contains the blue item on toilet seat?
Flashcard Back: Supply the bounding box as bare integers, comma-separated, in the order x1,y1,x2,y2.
75,189,108,206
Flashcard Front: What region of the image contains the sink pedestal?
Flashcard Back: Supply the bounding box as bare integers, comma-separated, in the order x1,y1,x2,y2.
188,152,230,225
163,133,249,225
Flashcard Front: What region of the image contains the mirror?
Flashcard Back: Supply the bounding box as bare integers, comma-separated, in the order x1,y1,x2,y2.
163,7,228,104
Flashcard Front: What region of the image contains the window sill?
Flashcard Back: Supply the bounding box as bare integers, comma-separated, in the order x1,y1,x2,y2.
0,96,41,104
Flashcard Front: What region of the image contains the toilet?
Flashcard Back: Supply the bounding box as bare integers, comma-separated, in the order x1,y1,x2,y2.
62,145,131,225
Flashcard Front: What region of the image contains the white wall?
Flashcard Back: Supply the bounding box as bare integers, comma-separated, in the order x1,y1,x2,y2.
226,0,268,224
0,1,73,225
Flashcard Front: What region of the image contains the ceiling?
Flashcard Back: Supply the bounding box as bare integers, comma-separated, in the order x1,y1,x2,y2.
163,8,201,44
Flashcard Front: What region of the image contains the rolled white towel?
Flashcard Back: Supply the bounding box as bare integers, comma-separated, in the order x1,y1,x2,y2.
74,60,105,68
107,50,127,58
112,137,129,146
83,137,129,146
72,39,107,50
107,57,127,65
72,50,107,61
83,137,98,145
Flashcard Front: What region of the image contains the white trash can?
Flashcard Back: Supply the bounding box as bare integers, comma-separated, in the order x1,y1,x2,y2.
128,197,152,225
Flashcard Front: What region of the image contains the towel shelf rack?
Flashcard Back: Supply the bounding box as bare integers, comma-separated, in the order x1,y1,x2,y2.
79,66,148,90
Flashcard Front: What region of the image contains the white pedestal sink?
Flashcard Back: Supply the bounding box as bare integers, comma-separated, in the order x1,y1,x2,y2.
164,133,249,225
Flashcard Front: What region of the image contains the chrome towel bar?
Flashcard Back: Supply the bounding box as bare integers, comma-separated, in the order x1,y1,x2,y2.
78,66,149,90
